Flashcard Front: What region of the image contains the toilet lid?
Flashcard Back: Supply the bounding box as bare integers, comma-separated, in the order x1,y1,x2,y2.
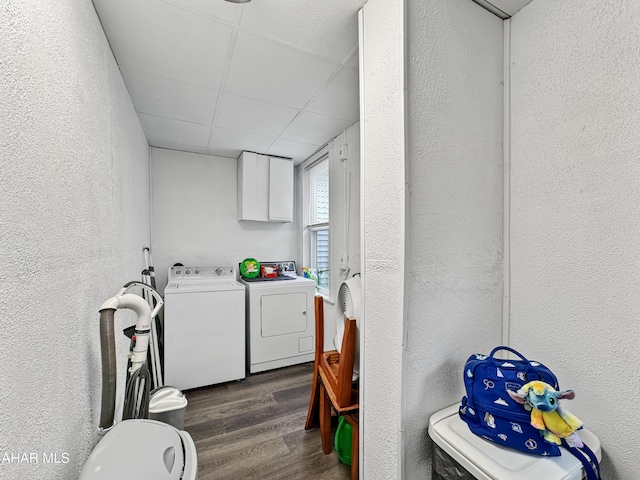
80,420,185,480
428,404,601,480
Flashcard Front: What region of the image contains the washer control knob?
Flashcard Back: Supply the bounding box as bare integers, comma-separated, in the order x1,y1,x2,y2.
175,270,182,275
186,269,191,275
215,267,223,276
195,269,200,274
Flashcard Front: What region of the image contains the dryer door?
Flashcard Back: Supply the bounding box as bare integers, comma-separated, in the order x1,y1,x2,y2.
260,292,308,337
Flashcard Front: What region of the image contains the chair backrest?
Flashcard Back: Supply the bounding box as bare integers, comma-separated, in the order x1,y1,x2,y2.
314,295,358,408
336,317,357,407
314,295,325,359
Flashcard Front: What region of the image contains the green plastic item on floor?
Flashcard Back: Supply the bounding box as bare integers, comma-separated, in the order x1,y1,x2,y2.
335,416,352,466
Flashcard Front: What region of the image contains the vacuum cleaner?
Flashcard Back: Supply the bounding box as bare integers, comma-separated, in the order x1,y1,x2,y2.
79,283,197,480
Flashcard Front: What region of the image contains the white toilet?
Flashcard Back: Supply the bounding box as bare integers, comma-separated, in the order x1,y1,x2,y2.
79,420,198,479
428,404,601,480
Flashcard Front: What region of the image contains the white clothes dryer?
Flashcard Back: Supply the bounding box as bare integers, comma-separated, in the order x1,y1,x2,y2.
164,265,245,390
428,404,601,480
239,261,316,374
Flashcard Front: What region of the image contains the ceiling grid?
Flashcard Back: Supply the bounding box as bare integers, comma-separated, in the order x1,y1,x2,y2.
92,0,365,163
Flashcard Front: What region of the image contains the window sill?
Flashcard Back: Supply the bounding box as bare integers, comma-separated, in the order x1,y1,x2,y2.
316,289,334,305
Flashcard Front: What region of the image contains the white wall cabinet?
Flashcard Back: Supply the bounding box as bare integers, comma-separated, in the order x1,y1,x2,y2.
237,151,293,222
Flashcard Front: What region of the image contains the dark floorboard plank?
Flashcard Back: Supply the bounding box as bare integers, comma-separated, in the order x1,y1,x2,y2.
186,418,226,444
184,362,351,480
197,436,290,480
185,392,276,427
222,390,310,433
272,383,313,403
195,409,307,455
225,367,315,399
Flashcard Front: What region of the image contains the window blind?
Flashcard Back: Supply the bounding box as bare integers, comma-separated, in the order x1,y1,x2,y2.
306,157,329,227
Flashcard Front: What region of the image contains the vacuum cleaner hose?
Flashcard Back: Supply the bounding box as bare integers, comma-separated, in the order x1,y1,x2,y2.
122,363,151,420
98,308,117,430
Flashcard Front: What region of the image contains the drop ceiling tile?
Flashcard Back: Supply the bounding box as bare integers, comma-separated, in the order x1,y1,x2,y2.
225,31,338,109
138,113,211,149
93,0,232,88
239,0,362,63
215,93,299,137
120,66,218,125
159,0,184,7
178,0,241,24
306,67,359,123
266,138,321,164
94,0,364,159
208,127,276,159
281,111,354,146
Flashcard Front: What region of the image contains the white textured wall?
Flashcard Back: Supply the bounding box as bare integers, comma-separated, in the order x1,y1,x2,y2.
404,1,504,478
509,2,640,479
0,1,150,478
359,0,405,477
321,123,361,350
150,148,297,293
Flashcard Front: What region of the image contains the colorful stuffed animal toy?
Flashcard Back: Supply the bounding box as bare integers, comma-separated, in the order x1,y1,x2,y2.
507,380,584,448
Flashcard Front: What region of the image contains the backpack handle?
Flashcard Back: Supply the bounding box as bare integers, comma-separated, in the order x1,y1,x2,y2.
488,346,557,386
489,346,531,363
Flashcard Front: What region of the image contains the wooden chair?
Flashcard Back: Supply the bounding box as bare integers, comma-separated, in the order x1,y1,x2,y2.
305,296,359,480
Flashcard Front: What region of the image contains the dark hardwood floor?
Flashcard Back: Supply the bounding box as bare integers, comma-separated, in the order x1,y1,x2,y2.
183,362,351,480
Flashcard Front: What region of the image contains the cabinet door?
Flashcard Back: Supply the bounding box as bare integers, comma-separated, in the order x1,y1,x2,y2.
255,155,270,220
268,157,293,222
238,152,269,221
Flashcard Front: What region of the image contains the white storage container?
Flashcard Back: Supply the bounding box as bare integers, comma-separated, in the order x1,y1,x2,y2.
428,404,601,480
79,419,197,480
149,386,188,430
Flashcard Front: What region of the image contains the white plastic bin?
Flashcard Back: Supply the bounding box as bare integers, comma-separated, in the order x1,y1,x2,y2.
149,386,188,430
79,419,197,479
428,404,601,480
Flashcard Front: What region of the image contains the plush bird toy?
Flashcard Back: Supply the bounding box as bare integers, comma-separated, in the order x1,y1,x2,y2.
507,380,584,447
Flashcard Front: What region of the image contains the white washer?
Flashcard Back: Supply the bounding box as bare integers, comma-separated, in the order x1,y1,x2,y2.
428,404,601,480
164,265,245,390
239,261,316,374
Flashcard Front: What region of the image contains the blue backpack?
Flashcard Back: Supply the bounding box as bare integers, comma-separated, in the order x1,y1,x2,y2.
459,346,601,479
459,346,561,456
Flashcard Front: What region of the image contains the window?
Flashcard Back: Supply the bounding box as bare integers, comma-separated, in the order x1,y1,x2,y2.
305,155,330,291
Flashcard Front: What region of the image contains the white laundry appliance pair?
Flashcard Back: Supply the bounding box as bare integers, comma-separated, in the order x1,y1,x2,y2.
163,265,245,390
239,261,316,374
